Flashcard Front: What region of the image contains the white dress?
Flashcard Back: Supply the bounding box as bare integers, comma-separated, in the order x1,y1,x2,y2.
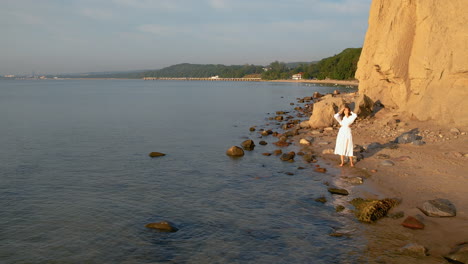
334,112,357,156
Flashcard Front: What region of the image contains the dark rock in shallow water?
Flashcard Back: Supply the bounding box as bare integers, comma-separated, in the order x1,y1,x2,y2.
226,146,245,157
328,188,349,195
401,216,425,229
335,205,345,212
259,140,268,145
145,221,178,232
418,198,457,217
445,242,468,264
315,197,327,203
149,152,166,157
249,127,256,132
350,198,400,223
315,168,327,173
387,211,405,219
280,152,295,162
273,149,282,155
241,139,256,150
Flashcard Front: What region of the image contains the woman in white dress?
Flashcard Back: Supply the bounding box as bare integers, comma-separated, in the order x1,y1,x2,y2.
334,106,357,167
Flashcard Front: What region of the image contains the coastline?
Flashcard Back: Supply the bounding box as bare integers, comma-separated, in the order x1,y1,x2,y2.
266,79,359,87
287,92,468,262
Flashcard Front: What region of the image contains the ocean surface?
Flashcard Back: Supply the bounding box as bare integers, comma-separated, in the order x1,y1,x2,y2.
0,79,364,263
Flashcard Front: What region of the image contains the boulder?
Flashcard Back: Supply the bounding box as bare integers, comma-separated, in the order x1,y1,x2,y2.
418,198,457,217
145,221,178,232
226,146,244,157
350,198,400,223
401,216,425,229
445,243,468,264
353,93,374,118
149,152,166,158
308,95,345,128
312,92,323,99
381,160,395,166
241,139,255,151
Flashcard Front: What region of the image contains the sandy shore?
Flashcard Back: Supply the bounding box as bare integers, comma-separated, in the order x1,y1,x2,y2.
266,79,359,86
288,93,468,263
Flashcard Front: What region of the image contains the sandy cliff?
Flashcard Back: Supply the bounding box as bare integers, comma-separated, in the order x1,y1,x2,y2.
356,0,468,126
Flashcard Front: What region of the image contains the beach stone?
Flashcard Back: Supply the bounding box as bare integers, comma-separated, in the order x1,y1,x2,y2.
311,130,322,135
226,146,244,157
149,152,166,158
313,92,323,98
350,198,400,223
365,142,383,150
398,243,427,257
262,153,271,156
450,128,461,135
145,221,178,232
445,243,468,264
273,141,290,147
300,138,311,145
249,127,256,132
280,152,295,162
322,148,335,155
273,149,282,155
241,139,255,151
259,140,268,145
297,166,305,170
336,205,345,212
380,160,395,166
328,188,349,196
388,211,405,219
318,141,330,145
401,216,425,229
276,111,286,115
315,197,327,203
418,198,456,217
343,176,363,185
354,93,374,118
395,131,420,144
275,115,284,121
315,167,327,173
297,152,305,156
333,90,340,95
412,140,425,146
302,154,315,163
324,127,334,131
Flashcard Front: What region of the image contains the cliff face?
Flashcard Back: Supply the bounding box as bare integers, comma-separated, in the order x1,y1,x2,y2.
356,0,468,126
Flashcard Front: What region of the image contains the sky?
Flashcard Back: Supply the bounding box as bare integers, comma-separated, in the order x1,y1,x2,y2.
1,0,372,75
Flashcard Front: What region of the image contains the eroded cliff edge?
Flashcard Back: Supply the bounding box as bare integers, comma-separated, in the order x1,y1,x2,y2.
356,0,468,126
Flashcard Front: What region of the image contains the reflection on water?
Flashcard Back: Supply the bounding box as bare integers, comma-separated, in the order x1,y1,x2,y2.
0,80,363,263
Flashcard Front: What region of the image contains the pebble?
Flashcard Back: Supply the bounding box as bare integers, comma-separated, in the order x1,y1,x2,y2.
380,160,395,166
401,216,425,229
398,243,427,257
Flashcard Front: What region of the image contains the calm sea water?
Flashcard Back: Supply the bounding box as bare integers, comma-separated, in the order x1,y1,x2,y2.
0,79,363,263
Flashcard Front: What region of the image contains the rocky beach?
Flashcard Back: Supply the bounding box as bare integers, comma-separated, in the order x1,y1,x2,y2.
243,89,468,263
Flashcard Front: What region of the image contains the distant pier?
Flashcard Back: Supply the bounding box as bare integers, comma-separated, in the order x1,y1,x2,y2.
143,77,261,82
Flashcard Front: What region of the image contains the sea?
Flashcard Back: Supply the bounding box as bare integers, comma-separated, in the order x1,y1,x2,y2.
0,79,365,264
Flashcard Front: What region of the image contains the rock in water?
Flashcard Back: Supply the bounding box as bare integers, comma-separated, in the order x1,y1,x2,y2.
280,152,295,162
241,139,256,151
149,152,166,157
145,221,178,232
350,198,400,223
299,138,311,145
328,188,349,195
226,146,244,157
418,198,456,217
445,243,468,264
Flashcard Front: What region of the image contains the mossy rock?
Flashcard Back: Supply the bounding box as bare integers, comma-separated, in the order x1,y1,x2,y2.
350,198,400,223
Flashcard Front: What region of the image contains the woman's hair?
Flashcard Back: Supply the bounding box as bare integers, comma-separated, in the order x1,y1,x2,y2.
340,105,352,119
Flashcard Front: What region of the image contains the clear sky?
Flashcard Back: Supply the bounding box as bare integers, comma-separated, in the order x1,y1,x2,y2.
1,0,371,75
